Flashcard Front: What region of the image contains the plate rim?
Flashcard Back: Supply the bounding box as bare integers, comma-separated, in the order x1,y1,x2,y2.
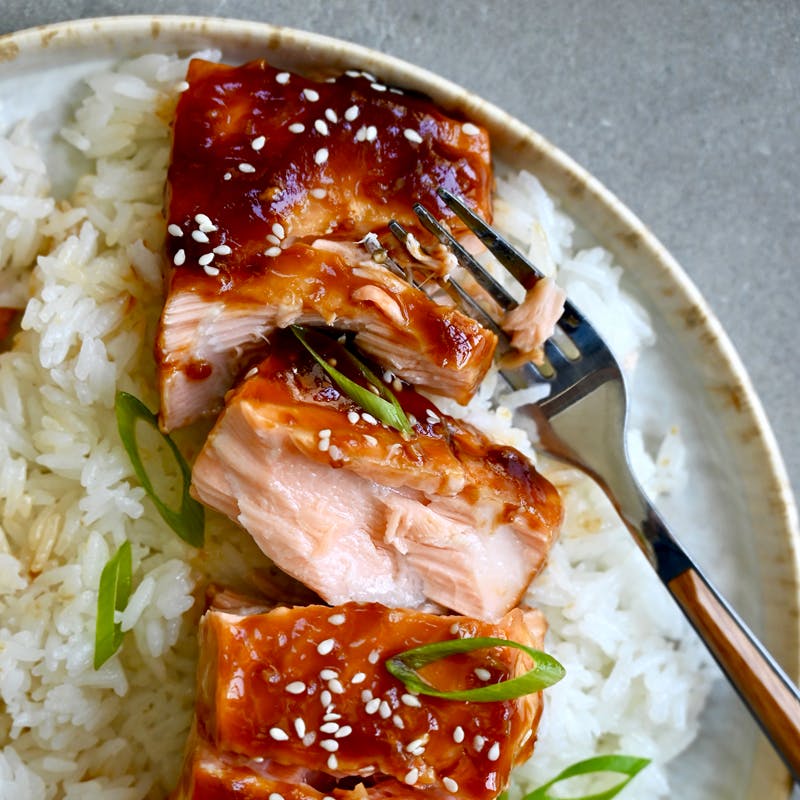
1,13,797,798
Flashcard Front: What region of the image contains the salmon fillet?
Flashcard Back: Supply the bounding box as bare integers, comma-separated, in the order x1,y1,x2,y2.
157,240,495,431
157,58,496,430
171,598,547,800
190,329,562,621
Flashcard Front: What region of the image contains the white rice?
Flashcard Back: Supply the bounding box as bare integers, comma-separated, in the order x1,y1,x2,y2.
0,54,714,799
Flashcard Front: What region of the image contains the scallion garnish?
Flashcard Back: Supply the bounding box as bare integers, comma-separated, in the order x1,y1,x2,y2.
291,326,412,435
93,540,133,669
115,391,204,547
515,754,651,800
385,636,565,701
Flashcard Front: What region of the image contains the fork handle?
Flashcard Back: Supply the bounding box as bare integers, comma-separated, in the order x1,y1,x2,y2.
666,561,800,781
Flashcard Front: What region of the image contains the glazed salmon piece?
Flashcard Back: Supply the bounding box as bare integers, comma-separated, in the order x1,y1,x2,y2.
177,600,545,800
157,240,495,431
157,58,496,431
190,330,562,620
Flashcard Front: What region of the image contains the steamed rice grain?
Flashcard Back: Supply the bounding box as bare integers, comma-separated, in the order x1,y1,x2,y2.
0,53,713,799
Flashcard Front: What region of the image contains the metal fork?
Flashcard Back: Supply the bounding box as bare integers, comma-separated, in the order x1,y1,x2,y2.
391,187,800,783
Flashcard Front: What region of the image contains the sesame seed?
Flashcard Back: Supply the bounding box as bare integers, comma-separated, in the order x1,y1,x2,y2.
327,754,338,770
266,234,281,246
315,147,329,165
191,230,209,243
344,105,360,121
401,694,421,708
303,88,320,102
328,613,346,625
393,378,402,392
347,410,360,425
389,87,404,95
318,437,330,453
450,623,460,635
317,639,336,656
264,246,282,257
328,679,345,694
379,700,391,719
270,222,285,240
366,125,378,142
303,732,317,747
361,412,378,425
474,668,492,681
355,125,367,142
269,794,285,800
198,252,215,266
363,435,378,447
371,82,387,92
329,445,343,461
176,80,190,92
320,689,332,707
269,727,289,741
426,409,441,423
334,725,352,738
223,172,232,181
289,122,305,134
345,70,360,78
252,135,266,150
443,777,459,793
213,244,232,256
474,735,485,752
392,714,404,729
320,722,339,734
404,768,419,786
173,249,186,266
410,746,425,757
199,222,217,233
351,672,366,684
361,689,373,702
311,187,327,199
245,367,258,380
194,213,212,226
453,726,465,744
167,223,183,236
315,119,330,136
276,72,291,84
325,108,338,123
404,129,423,144
239,163,256,173
462,122,481,136
320,739,339,752
323,712,342,721
203,265,220,277
294,718,306,738
368,650,380,664
383,370,393,382
487,742,500,761
406,737,427,752
365,698,380,714
320,668,337,680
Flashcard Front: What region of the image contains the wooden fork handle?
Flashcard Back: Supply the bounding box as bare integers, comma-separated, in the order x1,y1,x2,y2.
669,567,800,780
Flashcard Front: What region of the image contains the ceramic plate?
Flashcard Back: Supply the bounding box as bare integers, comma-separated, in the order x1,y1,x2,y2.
0,15,797,799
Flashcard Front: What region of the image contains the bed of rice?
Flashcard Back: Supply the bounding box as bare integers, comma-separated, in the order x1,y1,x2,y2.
0,52,714,799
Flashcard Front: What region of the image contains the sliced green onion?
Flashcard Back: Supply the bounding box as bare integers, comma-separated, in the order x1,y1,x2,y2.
520,755,651,800
93,540,133,669
385,636,565,701
115,391,204,548
291,326,412,435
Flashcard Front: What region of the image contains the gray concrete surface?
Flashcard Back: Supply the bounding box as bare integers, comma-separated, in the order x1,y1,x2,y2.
1,1,797,505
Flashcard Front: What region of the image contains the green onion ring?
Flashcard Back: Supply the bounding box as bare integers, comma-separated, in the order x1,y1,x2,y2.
115,391,204,547
93,540,133,669
385,636,565,701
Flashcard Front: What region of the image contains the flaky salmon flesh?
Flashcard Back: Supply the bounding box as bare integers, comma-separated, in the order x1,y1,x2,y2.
190,329,562,622
157,58,496,431
171,597,546,800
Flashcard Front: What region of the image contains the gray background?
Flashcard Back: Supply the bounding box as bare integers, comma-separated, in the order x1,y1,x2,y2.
1,1,797,502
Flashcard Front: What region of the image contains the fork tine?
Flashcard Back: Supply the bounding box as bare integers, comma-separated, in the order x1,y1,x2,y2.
437,187,544,291
412,202,517,312
437,187,596,343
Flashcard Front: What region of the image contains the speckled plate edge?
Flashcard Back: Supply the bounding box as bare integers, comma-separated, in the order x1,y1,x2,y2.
1,14,797,798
